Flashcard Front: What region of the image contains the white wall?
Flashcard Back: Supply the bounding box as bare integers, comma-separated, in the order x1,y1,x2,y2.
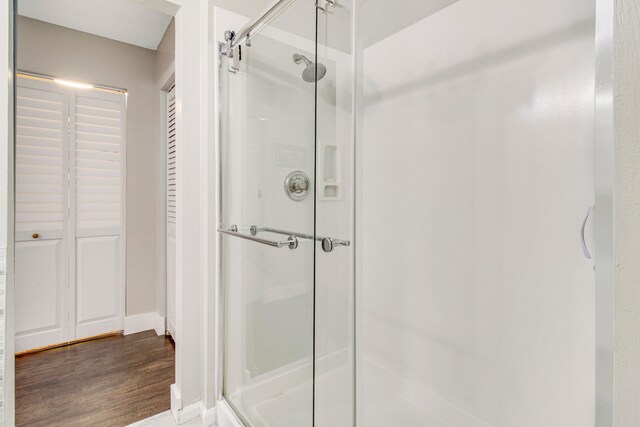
17,16,159,317
360,0,596,425
613,0,640,423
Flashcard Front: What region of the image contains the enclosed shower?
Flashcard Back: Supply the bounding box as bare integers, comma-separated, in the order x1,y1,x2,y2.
213,0,602,425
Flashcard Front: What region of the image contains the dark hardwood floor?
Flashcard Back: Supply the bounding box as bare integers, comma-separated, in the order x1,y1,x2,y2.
16,330,175,427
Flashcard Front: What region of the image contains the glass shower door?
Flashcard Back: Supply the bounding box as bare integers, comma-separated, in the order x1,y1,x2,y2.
219,1,319,426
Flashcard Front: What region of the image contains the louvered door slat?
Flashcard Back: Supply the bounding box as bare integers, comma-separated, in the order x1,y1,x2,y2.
166,85,177,339
167,87,177,235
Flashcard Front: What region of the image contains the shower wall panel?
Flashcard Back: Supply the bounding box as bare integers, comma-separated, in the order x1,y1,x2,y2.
359,0,596,425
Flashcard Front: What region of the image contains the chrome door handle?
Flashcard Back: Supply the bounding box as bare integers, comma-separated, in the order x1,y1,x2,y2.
580,205,593,259
218,226,298,249
320,237,351,253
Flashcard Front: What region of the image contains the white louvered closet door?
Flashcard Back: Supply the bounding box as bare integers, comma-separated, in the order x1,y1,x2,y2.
72,89,126,339
166,86,176,339
15,76,126,352
15,77,71,351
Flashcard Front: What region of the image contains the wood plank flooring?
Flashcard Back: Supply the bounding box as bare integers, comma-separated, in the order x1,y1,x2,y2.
16,331,175,427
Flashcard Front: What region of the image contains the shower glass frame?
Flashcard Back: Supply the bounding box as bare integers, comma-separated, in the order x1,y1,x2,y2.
215,0,357,426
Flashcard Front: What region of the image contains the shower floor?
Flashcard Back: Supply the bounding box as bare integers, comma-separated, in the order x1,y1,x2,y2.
228,362,353,427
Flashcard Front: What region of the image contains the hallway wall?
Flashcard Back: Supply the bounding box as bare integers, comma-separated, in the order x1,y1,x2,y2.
16,16,159,317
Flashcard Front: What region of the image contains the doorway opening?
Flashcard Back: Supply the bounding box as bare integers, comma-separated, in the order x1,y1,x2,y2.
13,0,177,425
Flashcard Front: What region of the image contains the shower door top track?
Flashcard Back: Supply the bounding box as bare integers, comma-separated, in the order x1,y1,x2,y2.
225,0,297,51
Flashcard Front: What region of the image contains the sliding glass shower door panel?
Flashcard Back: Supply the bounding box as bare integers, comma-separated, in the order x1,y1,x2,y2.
220,2,318,426
313,2,356,426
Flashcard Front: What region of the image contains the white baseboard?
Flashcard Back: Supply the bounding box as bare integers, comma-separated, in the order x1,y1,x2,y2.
170,384,181,422
200,402,217,427
170,384,202,425
124,312,165,336
178,402,201,425
155,314,166,336
167,316,177,339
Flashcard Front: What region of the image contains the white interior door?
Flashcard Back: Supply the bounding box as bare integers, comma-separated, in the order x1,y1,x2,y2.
166,86,176,339
15,77,71,352
73,89,126,339
15,76,126,352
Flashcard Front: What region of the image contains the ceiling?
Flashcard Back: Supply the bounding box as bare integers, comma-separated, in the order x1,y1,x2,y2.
17,0,460,52
18,0,173,50
211,0,273,20
362,0,459,47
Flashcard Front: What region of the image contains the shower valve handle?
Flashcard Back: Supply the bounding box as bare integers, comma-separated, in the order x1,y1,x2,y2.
290,177,308,192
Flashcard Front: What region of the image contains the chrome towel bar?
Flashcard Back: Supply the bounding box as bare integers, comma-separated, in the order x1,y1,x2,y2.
250,226,350,253
218,226,298,250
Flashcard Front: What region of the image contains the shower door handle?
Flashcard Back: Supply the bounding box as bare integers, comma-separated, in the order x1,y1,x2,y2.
218,227,299,250
580,205,593,259
320,237,351,253
249,225,350,253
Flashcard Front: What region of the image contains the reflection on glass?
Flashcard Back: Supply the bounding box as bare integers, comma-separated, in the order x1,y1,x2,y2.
220,2,317,426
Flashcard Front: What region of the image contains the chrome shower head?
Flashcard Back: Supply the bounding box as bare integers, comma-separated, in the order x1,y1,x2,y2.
293,53,326,83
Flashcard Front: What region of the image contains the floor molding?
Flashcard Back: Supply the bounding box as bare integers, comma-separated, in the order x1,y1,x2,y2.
177,402,201,425
200,402,217,427
170,384,181,422
124,312,165,336
14,330,122,356
170,384,202,425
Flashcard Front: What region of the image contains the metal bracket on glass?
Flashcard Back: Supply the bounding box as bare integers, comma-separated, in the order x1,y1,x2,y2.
219,225,298,249
316,0,336,13
250,225,350,253
222,30,235,57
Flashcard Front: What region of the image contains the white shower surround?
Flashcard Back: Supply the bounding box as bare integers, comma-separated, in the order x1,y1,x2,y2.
359,0,596,425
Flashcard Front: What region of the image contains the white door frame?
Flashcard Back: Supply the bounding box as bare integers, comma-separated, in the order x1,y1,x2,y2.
2,0,16,424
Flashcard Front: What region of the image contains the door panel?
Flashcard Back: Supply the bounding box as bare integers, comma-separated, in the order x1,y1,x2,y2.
73,89,126,339
15,239,66,351
166,235,176,338
75,235,122,337
219,2,318,426
15,77,70,352
166,86,176,339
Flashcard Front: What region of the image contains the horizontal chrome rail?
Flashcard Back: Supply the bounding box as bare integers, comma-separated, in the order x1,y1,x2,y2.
218,226,298,249
228,0,297,50
250,225,350,253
